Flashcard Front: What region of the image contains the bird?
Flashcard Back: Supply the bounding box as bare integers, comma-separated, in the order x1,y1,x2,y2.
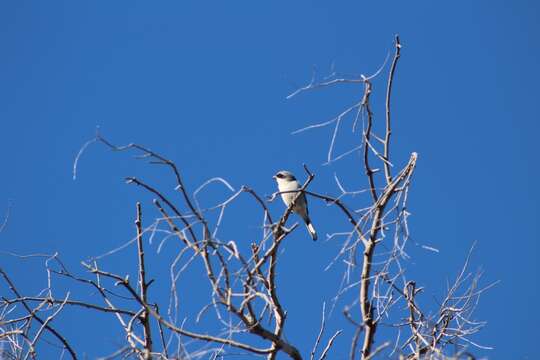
273,170,318,241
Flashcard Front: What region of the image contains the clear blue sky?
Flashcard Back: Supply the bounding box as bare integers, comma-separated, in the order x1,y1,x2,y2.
1,1,538,359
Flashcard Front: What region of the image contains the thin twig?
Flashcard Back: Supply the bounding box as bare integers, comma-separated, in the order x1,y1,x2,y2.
135,203,153,359
383,35,402,185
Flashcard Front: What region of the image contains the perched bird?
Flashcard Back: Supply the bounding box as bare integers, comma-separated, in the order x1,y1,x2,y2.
273,170,318,241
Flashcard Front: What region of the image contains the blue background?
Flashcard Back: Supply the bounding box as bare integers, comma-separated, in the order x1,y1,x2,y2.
1,1,538,359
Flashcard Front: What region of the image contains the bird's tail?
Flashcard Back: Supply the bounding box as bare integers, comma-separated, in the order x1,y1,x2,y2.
305,217,318,241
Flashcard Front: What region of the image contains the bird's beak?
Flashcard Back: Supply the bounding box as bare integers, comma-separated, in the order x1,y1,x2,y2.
272,175,277,179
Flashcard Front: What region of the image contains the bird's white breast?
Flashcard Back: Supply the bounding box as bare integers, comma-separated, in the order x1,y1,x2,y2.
277,179,303,208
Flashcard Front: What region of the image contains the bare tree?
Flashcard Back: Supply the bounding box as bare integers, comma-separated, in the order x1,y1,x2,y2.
0,36,494,360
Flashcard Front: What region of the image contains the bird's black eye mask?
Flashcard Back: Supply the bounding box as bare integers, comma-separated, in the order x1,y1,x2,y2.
276,173,296,181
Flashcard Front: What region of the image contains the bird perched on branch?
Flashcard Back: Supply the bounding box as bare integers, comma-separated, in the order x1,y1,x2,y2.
273,170,317,241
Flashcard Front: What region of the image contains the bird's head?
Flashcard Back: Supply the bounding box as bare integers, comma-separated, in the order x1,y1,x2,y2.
273,170,297,183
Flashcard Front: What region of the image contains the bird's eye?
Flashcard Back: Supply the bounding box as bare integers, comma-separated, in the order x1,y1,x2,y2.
276,173,284,178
